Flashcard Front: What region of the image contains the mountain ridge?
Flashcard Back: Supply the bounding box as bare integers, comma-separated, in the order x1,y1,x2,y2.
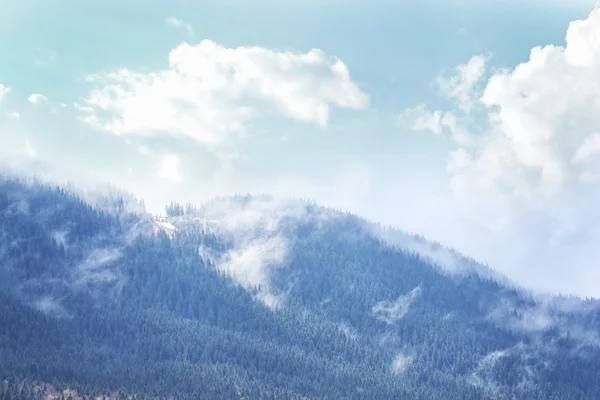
1,175,600,399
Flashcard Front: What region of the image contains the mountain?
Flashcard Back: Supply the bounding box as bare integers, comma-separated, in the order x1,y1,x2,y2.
1,176,600,400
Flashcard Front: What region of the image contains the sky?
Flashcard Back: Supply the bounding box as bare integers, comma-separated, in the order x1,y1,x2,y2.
1,0,600,297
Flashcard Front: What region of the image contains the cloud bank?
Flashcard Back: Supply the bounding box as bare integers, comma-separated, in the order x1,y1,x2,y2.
402,4,600,297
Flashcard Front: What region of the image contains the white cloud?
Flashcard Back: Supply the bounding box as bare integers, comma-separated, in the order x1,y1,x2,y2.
77,248,122,284
338,323,358,341
398,104,457,136
73,102,93,113
1,85,20,121
452,11,600,201
138,145,152,155
28,94,48,104
218,235,288,309
82,40,369,149
391,352,413,374
184,196,343,309
33,296,68,318
572,132,600,163
0,84,10,101
372,286,421,324
157,154,184,184
436,55,486,112
401,4,600,296
165,16,193,35
468,349,507,395
24,138,37,159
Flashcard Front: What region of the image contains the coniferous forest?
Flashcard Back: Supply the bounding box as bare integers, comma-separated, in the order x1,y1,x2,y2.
1,176,600,399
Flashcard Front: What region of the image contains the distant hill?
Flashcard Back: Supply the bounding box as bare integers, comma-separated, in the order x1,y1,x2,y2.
1,176,599,400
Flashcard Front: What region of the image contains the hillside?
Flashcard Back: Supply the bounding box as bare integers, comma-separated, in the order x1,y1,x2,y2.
1,176,600,400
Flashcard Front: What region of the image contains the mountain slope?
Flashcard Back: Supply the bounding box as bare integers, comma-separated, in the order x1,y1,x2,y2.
1,177,599,399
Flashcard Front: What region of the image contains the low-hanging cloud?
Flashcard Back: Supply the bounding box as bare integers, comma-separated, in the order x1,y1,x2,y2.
167,196,340,309
338,323,358,341
76,247,123,285
0,174,154,321
372,286,421,324
466,338,588,396
0,160,147,219
52,230,69,248
218,235,288,308
391,351,414,374
487,292,600,348
33,296,70,319
368,223,512,284
468,349,510,396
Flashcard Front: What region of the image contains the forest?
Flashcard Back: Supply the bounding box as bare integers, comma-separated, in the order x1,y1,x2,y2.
1,176,600,399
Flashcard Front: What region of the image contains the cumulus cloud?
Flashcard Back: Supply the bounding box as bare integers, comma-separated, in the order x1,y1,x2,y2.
443,18,600,203
401,5,600,297
28,94,48,104
166,16,193,35
81,40,369,149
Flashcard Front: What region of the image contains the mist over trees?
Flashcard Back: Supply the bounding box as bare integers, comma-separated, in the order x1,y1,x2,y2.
1,177,600,399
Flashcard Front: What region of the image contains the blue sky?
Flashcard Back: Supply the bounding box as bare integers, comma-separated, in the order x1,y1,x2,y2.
1,0,599,297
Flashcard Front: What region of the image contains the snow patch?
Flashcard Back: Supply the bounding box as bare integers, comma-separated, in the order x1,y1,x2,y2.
152,216,177,238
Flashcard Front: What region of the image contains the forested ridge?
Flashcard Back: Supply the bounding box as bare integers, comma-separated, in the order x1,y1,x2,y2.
1,177,600,399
